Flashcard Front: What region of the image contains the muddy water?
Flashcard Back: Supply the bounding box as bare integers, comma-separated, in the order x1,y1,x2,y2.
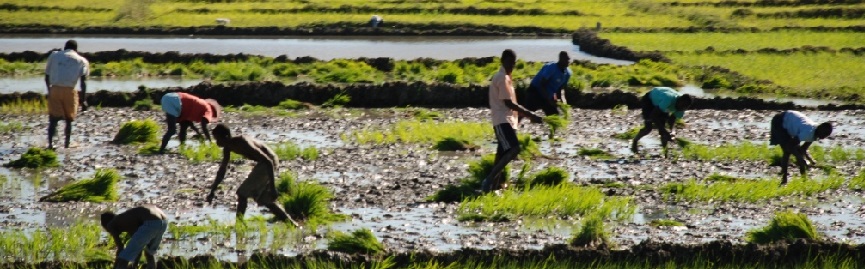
1,108,865,261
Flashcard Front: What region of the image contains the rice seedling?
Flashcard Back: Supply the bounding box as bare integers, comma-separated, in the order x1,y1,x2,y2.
458,184,635,221
649,219,685,227
321,92,351,108
570,214,614,248
525,166,570,187
409,108,442,121
746,210,819,244
39,169,120,202
433,137,478,151
557,103,572,119
661,175,844,203
132,98,157,111
0,97,47,115
600,31,865,52
518,134,542,160
111,119,160,144
326,228,385,255
178,143,238,163
272,141,318,161
681,141,779,162
613,127,641,140
850,169,865,191
704,173,741,182
427,154,507,203
578,148,616,160
4,147,59,168
277,99,309,110
0,222,111,263
543,115,568,139
351,120,488,145
137,142,162,155
277,172,347,227
0,121,25,134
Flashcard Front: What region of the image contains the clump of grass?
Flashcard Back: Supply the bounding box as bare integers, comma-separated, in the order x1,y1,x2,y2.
704,173,741,182
137,143,161,155
682,141,778,162
40,169,120,202
543,115,569,139
613,127,641,140
0,121,25,134
557,103,572,119
0,97,46,115
278,99,309,110
301,147,319,161
351,120,488,145
273,142,318,161
578,148,615,160
526,166,569,187
457,212,511,222
434,137,478,151
0,222,111,263
518,134,542,160
321,92,351,108
112,119,160,144
661,175,844,203
675,137,692,148
649,219,685,227
427,154,508,203
850,169,865,191
132,98,156,111
327,228,385,255
277,172,347,225
611,104,629,115
746,210,819,244
410,108,442,121
179,143,233,163
5,147,59,168
570,214,614,247
458,184,634,221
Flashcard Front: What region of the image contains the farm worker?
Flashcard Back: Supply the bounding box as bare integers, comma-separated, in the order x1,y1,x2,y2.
100,205,169,269
523,51,572,116
769,110,833,184
158,92,222,153
481,49,543,192
206,123,300,227
44,39,89,149
631,87,693,157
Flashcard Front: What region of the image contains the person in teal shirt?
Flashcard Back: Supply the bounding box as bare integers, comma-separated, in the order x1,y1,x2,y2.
631,87,693,157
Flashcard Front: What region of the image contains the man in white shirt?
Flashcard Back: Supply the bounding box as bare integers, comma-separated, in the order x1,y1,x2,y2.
45,40,89,149
769,110,833,184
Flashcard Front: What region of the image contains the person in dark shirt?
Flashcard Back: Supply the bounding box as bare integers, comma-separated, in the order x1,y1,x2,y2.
100,205,168,269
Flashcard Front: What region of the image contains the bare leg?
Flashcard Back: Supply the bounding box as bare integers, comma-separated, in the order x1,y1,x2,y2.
63,119,73,148
631,124,652,155
237,196,248,219
47,118,59,149
265,203,300,227
780,151,791,185
482,147,520,192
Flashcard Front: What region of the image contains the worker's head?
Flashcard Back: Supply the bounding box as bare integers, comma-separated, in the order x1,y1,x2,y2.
100,212,116,229
64,40,78,51
815,122,833,140
557,51,571,70
212,123,232,145
501,49,517,74
675,94,694,111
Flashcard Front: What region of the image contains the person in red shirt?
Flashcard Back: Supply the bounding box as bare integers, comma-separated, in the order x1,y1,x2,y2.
158,92,222,154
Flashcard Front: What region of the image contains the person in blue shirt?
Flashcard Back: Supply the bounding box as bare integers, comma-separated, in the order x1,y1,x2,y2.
523,51,572,116
631,87,693,157
769,110,833,184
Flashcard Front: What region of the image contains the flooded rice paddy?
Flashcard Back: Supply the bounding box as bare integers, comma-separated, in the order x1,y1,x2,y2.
1,107,865,261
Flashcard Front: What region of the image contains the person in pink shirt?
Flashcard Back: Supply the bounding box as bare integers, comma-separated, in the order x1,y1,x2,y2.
158,92,222,153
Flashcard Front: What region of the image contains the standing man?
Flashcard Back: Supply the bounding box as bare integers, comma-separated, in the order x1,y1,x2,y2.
206,123,300,227
523,51,572,116
481,49,543,192
631,87,693,157
45,39,89,149
769,110,833,184
158,92,222,153
100,205,169,269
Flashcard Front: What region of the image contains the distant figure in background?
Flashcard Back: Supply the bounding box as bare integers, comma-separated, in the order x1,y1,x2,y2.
100,205,169,269
769,110,833,184
158,92,222,153
523,51,572,116
45,39,89,149
369,15,383,27
631,87,693,157
481,49,543,192
206,123,300,227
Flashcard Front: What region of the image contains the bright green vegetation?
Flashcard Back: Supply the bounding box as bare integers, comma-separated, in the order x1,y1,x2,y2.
277,171,348,226
272,141,319,161
327,228,386,255
0,97,47,115
518,134,542,160
434,137,478,151
571,214,614,247
600,32,865,52
578,148,616,160
0,121,25,134
4,147,59,168
277,99,309,110
132,98,157,111
458,184,635,222
649,219,685,227
321,92,351,108
408,108,442,121
613,127,641,140
680,142,865,163
850,170,865,191
111,119,160,144
543,115,568,139
223,104,298,117
523,166,570,187
661,175,844,203
350,119,488,145
178,143,226,163
39,169,120,202
137,142,162,155
704,173,741,182
746,211,819,244
0,222,111,263
427,154,508,203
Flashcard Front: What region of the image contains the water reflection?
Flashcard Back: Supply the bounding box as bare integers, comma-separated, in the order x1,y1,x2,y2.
0,76,202,94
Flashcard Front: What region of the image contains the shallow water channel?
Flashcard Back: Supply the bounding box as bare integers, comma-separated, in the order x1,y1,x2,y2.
1,108,865,262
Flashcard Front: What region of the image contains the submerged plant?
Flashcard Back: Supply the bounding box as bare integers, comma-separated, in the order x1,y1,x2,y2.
5,147,59,168
112,119,160,144
746,210,819,244
543,115,569,139
327,228,386,255
40,169,120,202
571,214,614,247
458,184,634,221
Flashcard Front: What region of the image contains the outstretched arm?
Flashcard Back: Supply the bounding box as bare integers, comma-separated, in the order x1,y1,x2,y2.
801,141,816,165
504,99,542,123
200,119,212,142
206,147,232,203
159,116,178,154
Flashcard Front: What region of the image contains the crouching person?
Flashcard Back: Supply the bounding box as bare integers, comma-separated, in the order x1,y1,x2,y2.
100,205,169,269
769,110,833,184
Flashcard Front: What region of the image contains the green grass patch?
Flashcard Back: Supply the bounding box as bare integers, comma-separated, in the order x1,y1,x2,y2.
327,228,385,255
524,166,570,187
132,98,156,111
543,115,569,139
350,119,488,145
704,173,741,182
0,97,46,115
850,169,865,191
137,142,162,155
409,108,442,121
600,31,865,52
649,219,685,227
277,171,348,226
661,175,844,203
277,99,309,110
578,148,616,160
272,141,319,161
746,210,819,244
427,154,509,203
0,222,111,263
613,127,641,140
570,214,614,248
4,147,59,168
0,121,25,134
682,142,865,163
458,184,634,221
178,143,236,163
39,169,120,202
111,119,160,144
518,134,542,160
321,92,351,108
433,137,478,151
